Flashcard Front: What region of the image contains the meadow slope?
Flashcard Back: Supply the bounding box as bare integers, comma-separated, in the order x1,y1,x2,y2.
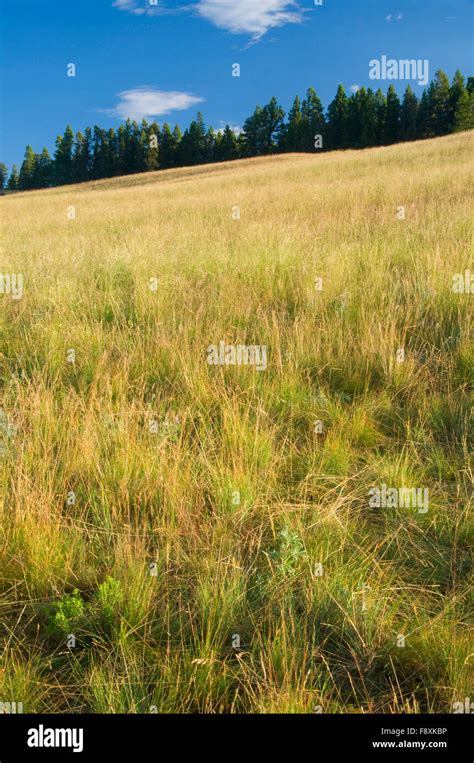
0,132,473,713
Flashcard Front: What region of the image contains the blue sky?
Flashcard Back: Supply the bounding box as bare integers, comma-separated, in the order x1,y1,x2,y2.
1,0,473,170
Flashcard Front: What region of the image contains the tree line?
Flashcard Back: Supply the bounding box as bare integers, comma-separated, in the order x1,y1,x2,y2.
1,69,472,192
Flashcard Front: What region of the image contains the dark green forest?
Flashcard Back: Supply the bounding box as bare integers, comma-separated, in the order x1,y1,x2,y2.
2,69,472,192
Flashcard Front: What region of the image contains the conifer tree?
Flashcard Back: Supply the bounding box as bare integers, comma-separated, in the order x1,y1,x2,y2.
453,87,474,132
448,70,471,132
430,70,451,135
0,163,8,190
19,145,36,189
360,88,379,147
172,124,182,154
205,127,216,163
7,165,19,190
115,124,127,176
184,112,208,165
347,90,362,147
327,84,349,149
374,88,387,145
158,123,174,168
72,130,91,182
33,148,53,187
243,98,284,156
242,105,264,156
383,85,401,144
281,95,303,151
301,88,325,150
145,121,160,171
106,128,117,176
91,126,109,179
400,86,419,141
260,97,285,153
417,88,434,138
54,125,74,184
215,125,239,161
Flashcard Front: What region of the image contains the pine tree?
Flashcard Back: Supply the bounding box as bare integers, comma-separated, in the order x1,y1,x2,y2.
281,95,303,152
72,130,91,182
145,121,160,171
215,125,239,162
448,70,469,132
188,112,208,165
430,70,451,135
301,88,325,150
260,97,285,153
453,88,474,132
7,165,19,190
242,105,264,156
33,148,53,187
0,163,8,190
136,122,149,172
91,126,109,179
346,90,362,147
417,88,434,138
54,125,74,184
158,123,175,169
205,127,216,163
122,119,141,174
400,86,418,141
19,145,36,189
243,98,284,156
383,85,401,144
327,84,349,149
106,128,117,176
374,89,387,145
360,88,379,147
172,125,183,160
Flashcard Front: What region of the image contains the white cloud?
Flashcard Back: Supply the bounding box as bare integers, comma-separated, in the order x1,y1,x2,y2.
112,0,180,16
386,14,393,21
113,0,305,37
113,0,146,14
101,87,205,121
350,84,360,93
195,0,304,37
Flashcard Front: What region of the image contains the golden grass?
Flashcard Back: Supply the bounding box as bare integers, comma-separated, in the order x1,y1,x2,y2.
0,132,473,713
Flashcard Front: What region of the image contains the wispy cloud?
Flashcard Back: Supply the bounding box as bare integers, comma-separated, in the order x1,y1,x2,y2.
385,12,403,22
112,0,182,16
113,0,306,38
113,0,147,14
350,84,360,93
194,0,304,38
101,87,204,121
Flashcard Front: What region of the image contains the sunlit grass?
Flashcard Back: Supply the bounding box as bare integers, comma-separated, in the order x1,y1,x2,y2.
0,132,472,713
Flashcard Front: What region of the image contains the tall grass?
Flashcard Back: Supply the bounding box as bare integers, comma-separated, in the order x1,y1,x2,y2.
0,132,472,713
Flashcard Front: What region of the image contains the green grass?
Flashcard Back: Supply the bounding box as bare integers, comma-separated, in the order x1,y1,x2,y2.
0,132,473,713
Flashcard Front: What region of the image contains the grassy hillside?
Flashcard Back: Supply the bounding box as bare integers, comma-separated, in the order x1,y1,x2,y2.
0,133,472,713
